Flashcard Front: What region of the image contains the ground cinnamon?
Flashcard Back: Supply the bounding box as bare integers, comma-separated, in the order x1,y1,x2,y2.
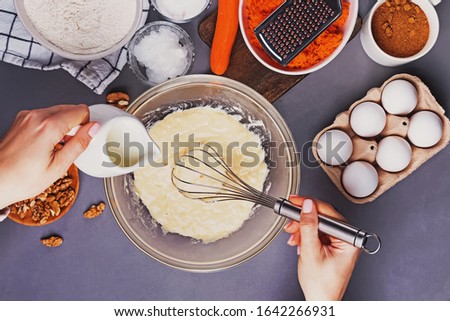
372,0,429,58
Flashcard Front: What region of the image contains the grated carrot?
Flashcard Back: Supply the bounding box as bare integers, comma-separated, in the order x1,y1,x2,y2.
247,0,350,69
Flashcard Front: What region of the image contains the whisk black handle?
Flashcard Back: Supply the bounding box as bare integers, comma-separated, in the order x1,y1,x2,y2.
274,199,381,255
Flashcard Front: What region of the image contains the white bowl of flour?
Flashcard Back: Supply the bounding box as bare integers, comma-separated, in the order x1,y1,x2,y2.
14,0,144,61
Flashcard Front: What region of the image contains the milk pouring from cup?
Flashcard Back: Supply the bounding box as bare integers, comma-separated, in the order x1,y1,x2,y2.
69,104,160,178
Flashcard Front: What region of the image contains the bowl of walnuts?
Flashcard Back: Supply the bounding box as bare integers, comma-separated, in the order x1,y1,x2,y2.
8,164,79,226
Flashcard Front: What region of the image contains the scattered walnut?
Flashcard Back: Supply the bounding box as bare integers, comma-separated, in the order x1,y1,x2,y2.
106,92,130,110
41,236,63,247
84,202,106,219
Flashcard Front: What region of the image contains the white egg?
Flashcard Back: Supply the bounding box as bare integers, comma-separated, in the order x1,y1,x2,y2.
407,111,443,148
342,161,379,198
350,102,387,137
317,130,353,166
381,80,418,115
376,136,412,172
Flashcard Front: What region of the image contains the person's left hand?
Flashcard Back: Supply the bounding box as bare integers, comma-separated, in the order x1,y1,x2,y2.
0,105,99,208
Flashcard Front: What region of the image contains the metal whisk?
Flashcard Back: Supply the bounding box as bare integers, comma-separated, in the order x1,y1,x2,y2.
171,145,381,254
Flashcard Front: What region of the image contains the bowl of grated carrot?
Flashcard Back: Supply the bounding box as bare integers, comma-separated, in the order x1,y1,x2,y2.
239,0,358,75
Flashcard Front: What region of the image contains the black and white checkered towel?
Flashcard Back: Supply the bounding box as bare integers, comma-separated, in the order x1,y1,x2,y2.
0,0,149,94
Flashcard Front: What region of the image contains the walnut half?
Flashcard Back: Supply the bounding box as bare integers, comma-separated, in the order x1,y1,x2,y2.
84,202,106,219
41,236,63,247
57,188,76,208
106,92,130,110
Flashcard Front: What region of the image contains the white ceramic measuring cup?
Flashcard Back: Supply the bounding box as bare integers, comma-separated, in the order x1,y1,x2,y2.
360,0,440,67
72,104,160,178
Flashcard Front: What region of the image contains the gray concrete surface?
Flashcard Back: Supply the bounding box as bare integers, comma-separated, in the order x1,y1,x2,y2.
0,1,449,300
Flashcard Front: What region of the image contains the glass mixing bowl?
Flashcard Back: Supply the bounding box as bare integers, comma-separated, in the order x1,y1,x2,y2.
105,75,300,272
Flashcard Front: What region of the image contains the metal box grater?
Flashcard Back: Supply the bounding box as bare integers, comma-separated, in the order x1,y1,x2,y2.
254,0,342,66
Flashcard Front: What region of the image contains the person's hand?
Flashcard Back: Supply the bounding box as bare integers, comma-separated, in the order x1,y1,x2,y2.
284,196,361,301
0,105,99,208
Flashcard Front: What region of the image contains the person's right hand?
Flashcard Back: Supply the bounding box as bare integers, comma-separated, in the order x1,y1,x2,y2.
0,105,98,208
284,196,361,301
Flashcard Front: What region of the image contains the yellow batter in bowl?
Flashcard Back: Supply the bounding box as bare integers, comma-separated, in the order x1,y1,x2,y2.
134,107,269,243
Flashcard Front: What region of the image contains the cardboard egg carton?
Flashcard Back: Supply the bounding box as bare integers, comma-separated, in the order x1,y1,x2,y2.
312,74,450,204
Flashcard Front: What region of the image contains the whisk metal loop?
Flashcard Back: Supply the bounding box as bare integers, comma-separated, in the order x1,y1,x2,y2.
172,145,278,208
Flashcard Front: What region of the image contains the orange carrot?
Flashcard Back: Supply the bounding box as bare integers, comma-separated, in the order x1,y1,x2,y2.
210,0,240,75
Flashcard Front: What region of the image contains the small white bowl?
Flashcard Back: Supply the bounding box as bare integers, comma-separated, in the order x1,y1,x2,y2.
151,0,212,24
14,0,144,61
239,0,358,75
360,0,440,67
